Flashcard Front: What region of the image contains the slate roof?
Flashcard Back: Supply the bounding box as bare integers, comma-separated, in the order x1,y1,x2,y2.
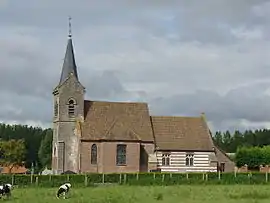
59,37,78,85
150,116,215,151
81,100,154,141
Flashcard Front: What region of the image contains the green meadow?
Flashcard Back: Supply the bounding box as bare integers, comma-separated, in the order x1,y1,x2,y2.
5,185,270,203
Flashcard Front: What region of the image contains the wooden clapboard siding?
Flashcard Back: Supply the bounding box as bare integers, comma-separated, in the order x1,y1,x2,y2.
161,167,217,172
156,151,217,172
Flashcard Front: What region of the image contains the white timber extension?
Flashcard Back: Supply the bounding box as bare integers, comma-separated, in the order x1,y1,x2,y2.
156,151,217,173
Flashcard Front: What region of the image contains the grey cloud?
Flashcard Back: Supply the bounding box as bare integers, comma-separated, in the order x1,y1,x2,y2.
1,0,269,48
149,82,270,131
0,31,56,98
0,91,52,124
0,67,146,126
81,70,148,102
83,70,127,99
0,0,270,132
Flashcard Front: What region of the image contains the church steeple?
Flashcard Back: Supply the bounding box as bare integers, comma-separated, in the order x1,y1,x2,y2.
59,16,79,85
52,17,85,175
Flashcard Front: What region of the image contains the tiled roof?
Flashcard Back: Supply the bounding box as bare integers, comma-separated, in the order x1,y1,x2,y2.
151,116,215,151
81,100,215,152
0,165,27,174
81,100,154,141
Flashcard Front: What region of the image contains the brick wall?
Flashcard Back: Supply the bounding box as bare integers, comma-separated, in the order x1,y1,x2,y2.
80,141,155,173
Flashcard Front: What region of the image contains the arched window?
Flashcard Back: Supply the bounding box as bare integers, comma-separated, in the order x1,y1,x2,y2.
68,99,75,116
91,144,97,165
162,153,170,166
54,101,58,117
116,144,126,165
185,153,194,166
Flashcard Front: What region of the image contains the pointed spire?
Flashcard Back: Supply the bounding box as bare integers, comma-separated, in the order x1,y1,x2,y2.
59,16,79,85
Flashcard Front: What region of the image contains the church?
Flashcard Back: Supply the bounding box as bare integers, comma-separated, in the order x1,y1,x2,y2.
51,23,235,174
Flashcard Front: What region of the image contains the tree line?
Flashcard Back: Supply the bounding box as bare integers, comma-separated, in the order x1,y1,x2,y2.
0,123,52,172
212,129,270,168
1,123,270,172
212,129,270,153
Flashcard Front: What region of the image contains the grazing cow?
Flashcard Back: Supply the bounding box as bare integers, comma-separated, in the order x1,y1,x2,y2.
56,183,71,199
0,183,12,198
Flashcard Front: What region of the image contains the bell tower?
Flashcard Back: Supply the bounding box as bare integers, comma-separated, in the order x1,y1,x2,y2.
51,17,85,174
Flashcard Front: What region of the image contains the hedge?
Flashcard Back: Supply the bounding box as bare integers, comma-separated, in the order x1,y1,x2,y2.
235,146,270,168
0,172,269,187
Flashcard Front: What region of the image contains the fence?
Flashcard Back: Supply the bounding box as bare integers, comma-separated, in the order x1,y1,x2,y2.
0,172,270,187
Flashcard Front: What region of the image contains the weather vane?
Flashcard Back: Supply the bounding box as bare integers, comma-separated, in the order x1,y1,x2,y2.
68,16,72,38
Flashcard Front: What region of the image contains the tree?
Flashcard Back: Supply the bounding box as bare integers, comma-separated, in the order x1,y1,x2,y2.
235,146,270,169
231,130,244,152
222,131,233,152
213,131,223,148
0,123,46,169
38,130,53,169
0,139,26,173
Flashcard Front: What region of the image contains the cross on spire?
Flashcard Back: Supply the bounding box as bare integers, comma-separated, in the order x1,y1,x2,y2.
68,16,72,38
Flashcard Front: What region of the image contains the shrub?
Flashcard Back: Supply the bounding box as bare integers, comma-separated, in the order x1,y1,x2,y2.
235,146,270,169
0,172,269,187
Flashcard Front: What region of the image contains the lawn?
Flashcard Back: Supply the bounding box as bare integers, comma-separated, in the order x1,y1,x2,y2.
6,185,270,203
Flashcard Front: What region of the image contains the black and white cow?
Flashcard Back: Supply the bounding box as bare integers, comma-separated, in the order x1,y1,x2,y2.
0,183,12,198
56,183,71,199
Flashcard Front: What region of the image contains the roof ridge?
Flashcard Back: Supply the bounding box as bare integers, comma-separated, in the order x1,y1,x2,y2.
199,113,216,149
151,115,201,119
84,100,148,105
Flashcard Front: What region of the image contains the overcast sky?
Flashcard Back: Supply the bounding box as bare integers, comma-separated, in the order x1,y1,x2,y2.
0,0,270,133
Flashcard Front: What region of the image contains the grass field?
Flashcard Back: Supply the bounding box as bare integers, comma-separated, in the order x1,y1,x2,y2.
6,185,270,203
